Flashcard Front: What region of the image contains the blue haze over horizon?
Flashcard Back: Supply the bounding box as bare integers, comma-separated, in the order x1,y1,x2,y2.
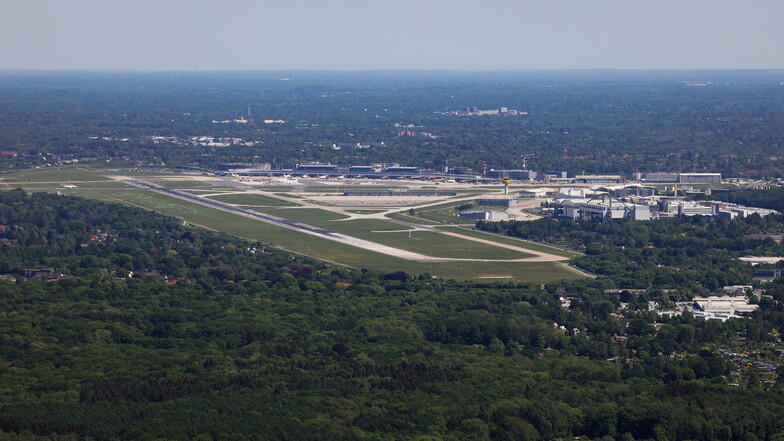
1,0,783,71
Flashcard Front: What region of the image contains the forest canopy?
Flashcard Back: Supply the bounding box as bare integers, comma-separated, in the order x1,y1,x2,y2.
2,190,784,440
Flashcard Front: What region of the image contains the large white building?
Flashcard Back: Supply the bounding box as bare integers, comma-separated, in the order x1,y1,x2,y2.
692,296,760,321
553,197,652,221
643,172,721,184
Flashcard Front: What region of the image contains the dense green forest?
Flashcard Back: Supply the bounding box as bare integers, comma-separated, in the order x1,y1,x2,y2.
2,71,784,176
704,188,784,212
2,190,784,440
477,214,784,293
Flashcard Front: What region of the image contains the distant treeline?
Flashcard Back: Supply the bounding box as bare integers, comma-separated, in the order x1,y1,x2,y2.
2,71,784,177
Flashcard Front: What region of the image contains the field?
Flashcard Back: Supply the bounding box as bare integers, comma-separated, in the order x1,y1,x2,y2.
440,227,582,258
1,167,109,182
254,208,418,231
206,193,300,207
5,168,588,282
346,231,535,260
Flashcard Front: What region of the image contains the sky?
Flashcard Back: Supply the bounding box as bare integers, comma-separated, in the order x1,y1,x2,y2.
2,0,784,71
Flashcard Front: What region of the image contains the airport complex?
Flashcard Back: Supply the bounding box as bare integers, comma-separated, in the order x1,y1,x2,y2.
218,163,777,223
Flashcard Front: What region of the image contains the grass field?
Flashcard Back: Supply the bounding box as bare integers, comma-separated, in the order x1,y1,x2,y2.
1,168,110,182
386,211,441,225
324,219,407,231
385,200,478,225
255,208,348,222
440,226,581,258
347,231,535,260
255,208,404,231
206,193,300,207
2,181,134,189
411,209,477,224
145,179,216,188
17,184,586,283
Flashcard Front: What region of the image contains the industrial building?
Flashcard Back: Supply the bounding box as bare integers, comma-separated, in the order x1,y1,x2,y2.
446,166,474,175
753,269,784,282
476,195,519,207
643,172,722,184
347,165,381,173
543,171,568,179
717,207,778,219
573,175,623,184
738,256,784,266
459,210,509,220
553,197,652,221
614,186,655,198
218,163,271,171
554,188,606,200
385,166,422,175
658,201,716,217
487,169,537,181
691,296,760,321
295,162,338,173
519,188,554,198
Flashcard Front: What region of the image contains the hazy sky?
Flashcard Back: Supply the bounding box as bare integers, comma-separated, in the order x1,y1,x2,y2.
2,0,783,70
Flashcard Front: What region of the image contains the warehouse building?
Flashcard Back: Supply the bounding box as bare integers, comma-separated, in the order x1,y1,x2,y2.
553,197,652,221
348,165,381,173
573,175,623,184
459,210,509,220
476,195,519,207
295,162,338,173
643,172,721,184
691,296,760,321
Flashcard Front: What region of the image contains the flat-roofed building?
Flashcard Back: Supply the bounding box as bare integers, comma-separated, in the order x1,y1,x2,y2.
693,296,760,320
574,175,623,184
476,195,519,207
295,162,338,173
385,166,422,175
679,173,722,184
348,165,381,173
519,188,552,198
615,186,656,197
553,197,652,221
459,210,509,220
488,169,537,181
644,172,721,184
643,172,680,183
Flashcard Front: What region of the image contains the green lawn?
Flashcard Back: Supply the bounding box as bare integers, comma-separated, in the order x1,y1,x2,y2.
411,209,477,224
1,168,110,182
41,188,585,283
256,208,348,222
145,179,216,188
255,208,403,231
206,193,300,207
440,226,581,258
347,231,535,260
386,211,441,225
323,219,406,231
